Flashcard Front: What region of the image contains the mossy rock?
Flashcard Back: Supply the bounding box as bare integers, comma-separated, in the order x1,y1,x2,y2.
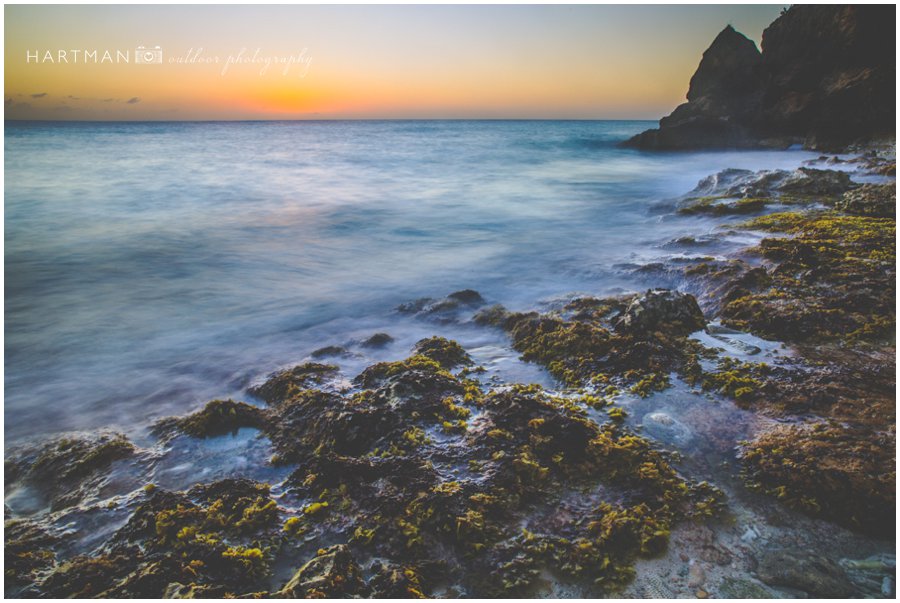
411,336,473,368
249,363,339,404
740,422,895,535
153,399,266,439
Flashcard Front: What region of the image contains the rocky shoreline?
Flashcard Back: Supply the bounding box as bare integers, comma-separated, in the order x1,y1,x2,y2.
5,145,895,598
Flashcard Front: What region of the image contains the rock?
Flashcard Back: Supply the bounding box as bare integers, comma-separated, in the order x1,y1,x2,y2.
4,519,58,589
740,525,761,544
625,6,895,150
758,5,895,149
685,166,853,200
163,582,228,598
360,332,394,348
777,167,854,196
447,289,486,306
841,553,896,598
615,289,706,336
717,576,774,598
367,562,426,598
412,336,473,368
473,304,513,327
152,399,266,439
641,411,693,446
834,183,895,217
696,589,708,599
397,290,485,322
688,563,706,588
248,362,338,404
276,545,366,598
757,548,855,597
740,423,895,535
5,433,135,512
311,345,352,358
627,25,762,149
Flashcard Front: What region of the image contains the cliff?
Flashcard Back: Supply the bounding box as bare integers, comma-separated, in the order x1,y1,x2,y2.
625,5,896,151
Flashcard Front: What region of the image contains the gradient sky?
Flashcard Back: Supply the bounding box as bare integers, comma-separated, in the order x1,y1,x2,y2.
5,4,785,120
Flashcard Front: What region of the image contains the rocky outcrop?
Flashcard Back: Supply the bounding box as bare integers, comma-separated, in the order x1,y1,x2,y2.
625,5,895,150
615,289,706,336
626,25,763,150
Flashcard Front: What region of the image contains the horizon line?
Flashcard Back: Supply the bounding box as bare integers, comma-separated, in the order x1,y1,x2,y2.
4,117,660,124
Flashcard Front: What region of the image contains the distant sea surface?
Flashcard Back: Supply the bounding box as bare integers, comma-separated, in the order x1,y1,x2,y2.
4,120,819,444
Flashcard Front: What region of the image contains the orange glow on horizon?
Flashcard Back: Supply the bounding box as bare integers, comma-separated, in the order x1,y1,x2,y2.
5,5,787,121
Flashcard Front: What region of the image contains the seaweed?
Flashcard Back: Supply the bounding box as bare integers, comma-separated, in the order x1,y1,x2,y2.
740,422,895,535
153,399,266,439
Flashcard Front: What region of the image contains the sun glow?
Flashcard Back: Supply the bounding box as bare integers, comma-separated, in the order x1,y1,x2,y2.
5,4,785,120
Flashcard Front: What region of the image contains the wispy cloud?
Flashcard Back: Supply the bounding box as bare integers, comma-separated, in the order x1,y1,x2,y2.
126,97,141,104
31,92,47,98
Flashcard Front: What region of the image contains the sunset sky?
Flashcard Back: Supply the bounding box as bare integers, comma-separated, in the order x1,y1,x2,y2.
5,5,785,121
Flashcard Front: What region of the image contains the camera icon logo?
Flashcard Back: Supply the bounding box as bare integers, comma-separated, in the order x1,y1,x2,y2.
135,46,162,64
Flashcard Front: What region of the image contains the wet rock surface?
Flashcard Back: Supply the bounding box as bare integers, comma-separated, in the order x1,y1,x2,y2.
756,548,856,597
275,544,366,598
615,289,706,336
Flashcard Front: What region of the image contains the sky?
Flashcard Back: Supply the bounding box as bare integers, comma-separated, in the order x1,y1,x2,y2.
5,4,785,121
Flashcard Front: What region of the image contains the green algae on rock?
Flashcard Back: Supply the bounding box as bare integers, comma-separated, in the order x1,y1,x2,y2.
4,519,58,589
248,362,339,404
5,433,135,512
153,399,267,439
411,336,474,368
739,422,895,536
677,196,770,216
474,290,707,395
721,211,895,343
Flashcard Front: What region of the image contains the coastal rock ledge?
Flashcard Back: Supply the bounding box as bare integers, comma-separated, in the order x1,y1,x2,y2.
624,5,895,151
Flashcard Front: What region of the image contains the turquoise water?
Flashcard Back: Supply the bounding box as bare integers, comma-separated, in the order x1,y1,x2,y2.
4,120,819,443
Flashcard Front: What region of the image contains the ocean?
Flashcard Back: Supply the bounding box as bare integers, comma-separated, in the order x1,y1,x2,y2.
4,120,820,445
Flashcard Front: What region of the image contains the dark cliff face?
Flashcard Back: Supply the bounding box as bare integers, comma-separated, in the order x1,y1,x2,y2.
757,5,895,147
625,5,896,151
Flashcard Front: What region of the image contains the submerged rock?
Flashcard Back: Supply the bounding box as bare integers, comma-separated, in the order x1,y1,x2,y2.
360,332,394,348
447,289,486,306
397,290,486,322
756,548,855,597
311,345,353,358
640,412,693,447
716,576,774,598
